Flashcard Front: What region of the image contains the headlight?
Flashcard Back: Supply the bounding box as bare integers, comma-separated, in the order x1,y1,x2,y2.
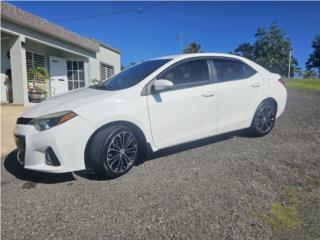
29,111,77,131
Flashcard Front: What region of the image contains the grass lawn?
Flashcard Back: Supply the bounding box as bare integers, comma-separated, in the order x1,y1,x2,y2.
285,78,320,91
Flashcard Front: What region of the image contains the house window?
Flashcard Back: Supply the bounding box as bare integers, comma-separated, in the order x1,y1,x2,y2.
67,60,85,90
26,51,46,82
100,62,114,82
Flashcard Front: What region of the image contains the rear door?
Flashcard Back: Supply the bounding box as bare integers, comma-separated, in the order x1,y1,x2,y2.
212,58,263,133
146,59,218,148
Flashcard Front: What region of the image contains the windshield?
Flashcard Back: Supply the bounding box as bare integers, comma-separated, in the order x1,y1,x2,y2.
92,59,171,91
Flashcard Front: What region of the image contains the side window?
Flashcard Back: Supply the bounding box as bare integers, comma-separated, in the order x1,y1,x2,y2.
159,60,210,87
243,63,257,78
214,59,256,82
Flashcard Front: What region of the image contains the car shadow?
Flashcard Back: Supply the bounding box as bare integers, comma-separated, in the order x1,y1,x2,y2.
142,131,240,163
3,149,76,184
4,130,254,183
76,130,252,181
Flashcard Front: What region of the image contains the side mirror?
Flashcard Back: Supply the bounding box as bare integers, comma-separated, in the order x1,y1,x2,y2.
152,79,174,93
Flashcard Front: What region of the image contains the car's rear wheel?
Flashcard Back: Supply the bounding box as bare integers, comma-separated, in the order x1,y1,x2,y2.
89,125,139,178
250,101,277,137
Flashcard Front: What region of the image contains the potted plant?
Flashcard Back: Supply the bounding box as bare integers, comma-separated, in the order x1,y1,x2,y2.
91,78,102,85
28,66,49,102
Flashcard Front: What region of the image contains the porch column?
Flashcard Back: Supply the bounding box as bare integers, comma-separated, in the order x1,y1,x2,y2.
10,35,28,105
84,61,90,86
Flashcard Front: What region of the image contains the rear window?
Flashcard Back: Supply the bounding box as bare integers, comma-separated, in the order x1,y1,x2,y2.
214,59,256,82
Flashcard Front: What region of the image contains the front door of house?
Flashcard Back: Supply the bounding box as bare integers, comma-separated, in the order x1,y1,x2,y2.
49,56,68,96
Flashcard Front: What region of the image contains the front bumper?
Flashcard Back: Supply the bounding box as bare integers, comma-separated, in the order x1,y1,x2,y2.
14,116,94,173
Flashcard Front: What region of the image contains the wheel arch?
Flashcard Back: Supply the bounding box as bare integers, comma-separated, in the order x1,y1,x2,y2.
262,97,278,110
84,120,149,170
250,97,278,127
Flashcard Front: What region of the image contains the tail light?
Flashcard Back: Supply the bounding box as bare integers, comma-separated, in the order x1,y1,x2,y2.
278,78,286,86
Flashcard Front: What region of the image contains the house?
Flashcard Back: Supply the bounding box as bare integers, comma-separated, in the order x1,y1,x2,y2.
1,2,121,105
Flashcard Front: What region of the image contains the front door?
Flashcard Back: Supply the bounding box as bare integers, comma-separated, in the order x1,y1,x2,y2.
146,59,218,149
49,56,68,96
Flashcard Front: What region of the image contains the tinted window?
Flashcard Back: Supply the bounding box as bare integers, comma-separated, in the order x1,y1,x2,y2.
94,59,170,90
159,60,210,87
214,59,256,82
243,63,257,77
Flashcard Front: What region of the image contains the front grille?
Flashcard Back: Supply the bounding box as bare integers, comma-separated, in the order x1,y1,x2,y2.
17,117,33,125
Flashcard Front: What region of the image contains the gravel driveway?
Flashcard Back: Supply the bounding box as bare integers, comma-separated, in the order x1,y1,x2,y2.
1,90,320,240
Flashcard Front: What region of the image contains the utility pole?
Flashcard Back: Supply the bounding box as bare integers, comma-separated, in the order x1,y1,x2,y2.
177,33,183,53
288,49,292,78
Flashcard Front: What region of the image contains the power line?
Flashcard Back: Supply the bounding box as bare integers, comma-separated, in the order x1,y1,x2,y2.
54,2,172,23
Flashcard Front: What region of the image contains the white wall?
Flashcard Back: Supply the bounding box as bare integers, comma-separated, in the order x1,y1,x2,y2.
88,45,121,84
2,20,96,59
1,19,121,104
10,35,29,104
1,38,11,102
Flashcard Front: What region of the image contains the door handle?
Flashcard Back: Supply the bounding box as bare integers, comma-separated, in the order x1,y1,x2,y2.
58,79,65,81
251,83,260,88
202,92,216,97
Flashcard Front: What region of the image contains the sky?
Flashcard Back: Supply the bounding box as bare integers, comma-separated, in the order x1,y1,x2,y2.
9,1,320,68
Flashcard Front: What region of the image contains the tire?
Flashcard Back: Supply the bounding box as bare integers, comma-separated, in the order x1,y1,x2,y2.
89,125,139,178
249,100,277,137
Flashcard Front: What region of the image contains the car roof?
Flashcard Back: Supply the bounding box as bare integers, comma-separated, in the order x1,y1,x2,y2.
152,53,244,61
150,53,270,75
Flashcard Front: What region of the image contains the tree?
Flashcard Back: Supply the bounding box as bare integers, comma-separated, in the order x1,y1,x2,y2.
127,62,138,68
28,66,49,91
183,41,203,54
306,35,320,77
120,62,138,70
234,42,255,60
303,69,316,79
234,22,298,77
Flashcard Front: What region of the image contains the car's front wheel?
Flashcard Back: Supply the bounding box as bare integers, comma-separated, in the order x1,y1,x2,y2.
89,125,139,178
250,101,277,137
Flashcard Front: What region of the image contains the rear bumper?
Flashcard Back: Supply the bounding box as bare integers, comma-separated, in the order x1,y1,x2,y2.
276,85,287,118
14,116,94,173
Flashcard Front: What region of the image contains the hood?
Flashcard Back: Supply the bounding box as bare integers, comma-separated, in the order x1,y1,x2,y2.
23,87,115,118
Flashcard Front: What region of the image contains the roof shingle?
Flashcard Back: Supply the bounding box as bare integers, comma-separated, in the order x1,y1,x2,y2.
1,2,100,52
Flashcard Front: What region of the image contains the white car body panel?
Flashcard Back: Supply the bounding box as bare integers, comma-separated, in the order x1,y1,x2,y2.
14,53,287,173
147,83,218,148
216,73,264,134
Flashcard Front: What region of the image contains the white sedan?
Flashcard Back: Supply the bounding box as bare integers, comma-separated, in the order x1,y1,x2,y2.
15,53,287,178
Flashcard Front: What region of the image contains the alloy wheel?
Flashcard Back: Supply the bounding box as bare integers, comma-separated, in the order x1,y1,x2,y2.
106,131,138,173
255,105,276,134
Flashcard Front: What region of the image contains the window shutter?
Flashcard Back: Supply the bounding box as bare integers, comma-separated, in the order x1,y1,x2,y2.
33,54,46,67
26,52,46,82
26,52,33,81
100,63,114,81
100,63,107,82
107,66,114,78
